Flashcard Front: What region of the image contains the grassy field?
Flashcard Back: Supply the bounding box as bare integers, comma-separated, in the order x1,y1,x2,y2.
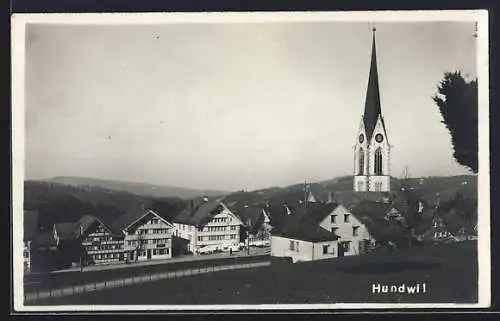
36,241,477,305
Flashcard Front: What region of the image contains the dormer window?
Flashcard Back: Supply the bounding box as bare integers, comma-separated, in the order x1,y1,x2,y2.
331,215,337,224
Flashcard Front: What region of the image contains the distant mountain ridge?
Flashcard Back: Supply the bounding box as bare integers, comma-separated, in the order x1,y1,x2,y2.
42,176,230,200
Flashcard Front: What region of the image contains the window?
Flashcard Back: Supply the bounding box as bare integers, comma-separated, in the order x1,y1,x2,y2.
344,241,351,252
358,148,365,175
331,227,338,236
331,215,337,224
322,245,329,255
353,226,360,237
295,241,299,252
374,148,383,175
198,236,203,242
188,225,192,232
344,214,350,223
289,240,295,251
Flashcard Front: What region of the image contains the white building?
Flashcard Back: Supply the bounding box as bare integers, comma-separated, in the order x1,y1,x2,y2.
173,198,244,254
113,209,174,262
353,29,391,192
271,202,372,263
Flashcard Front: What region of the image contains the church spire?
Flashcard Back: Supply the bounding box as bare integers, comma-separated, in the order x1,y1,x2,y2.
363,27,382,142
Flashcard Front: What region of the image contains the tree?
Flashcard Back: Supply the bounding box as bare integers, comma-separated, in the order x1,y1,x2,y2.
433,71,478,173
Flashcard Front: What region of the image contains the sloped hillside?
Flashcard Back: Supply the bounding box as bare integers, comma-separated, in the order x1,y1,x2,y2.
45,176,229,200
23,181,187,232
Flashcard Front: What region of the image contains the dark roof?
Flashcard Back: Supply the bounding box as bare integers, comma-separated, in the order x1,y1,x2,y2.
111,208,168,232
351,199,392,221
265,204,294,232
272,202,340,242
34,232,57,248
76,215,98,235
363,32,385,142
332,191,391,211
54,222,78,240
351,200,407,243
235,205,266,234
24,210,39,241
111,207,147,232
173,199,225,227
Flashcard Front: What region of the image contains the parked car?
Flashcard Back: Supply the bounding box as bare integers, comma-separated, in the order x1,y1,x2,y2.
222,244,240,253
250,240,271,247
197,245,217,255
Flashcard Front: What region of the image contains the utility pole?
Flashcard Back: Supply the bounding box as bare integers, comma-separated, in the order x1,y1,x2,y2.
303,180,308,211
79,224,83,273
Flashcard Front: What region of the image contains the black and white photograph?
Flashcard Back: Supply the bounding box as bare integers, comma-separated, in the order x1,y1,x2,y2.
11,10,490,311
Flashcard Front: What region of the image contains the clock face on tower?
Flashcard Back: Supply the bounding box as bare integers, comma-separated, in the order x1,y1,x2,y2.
375,134,384,143
359,134,364,143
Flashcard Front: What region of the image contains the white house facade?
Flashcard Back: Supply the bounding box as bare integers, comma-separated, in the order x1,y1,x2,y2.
121,210,174,262
173,199,244,254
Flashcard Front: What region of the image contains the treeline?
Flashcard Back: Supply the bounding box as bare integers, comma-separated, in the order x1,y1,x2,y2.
24,181,187,232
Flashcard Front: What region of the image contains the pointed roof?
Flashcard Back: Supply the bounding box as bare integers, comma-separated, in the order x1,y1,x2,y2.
173,199,236,227
272,202,340,242
363,29,383,142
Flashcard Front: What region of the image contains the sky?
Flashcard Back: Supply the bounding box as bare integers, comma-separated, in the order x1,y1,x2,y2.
24,20,478,191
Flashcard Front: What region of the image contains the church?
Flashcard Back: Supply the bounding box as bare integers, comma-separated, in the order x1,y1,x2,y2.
353,28,391,193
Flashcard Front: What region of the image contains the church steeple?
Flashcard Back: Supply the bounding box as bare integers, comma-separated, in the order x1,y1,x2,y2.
363,28,383,142
353,26,391,193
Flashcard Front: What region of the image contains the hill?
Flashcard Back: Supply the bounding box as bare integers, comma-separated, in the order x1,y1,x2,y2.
43,176,229,200
23,181,187,232
222,175,477,208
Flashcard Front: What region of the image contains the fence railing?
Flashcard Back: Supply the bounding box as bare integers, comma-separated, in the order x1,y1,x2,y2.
24,260,270,304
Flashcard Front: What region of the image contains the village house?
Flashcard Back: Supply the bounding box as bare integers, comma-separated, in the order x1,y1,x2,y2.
271,202,340,263
77,215,126,265
232,204,272,246
172,198,244,254
112,209,174,262
350,199,408,248
414,202,478,243
271,201,375,263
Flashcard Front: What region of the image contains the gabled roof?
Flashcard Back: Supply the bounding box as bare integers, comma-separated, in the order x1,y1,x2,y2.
54,222,79,241
74,214,119,238
265,203,294,232
332,191,391,211
173,199,229,227
272,202,340,242
113,208,172,232
24,210,39,241
351,200,407,243
235,205,266,235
